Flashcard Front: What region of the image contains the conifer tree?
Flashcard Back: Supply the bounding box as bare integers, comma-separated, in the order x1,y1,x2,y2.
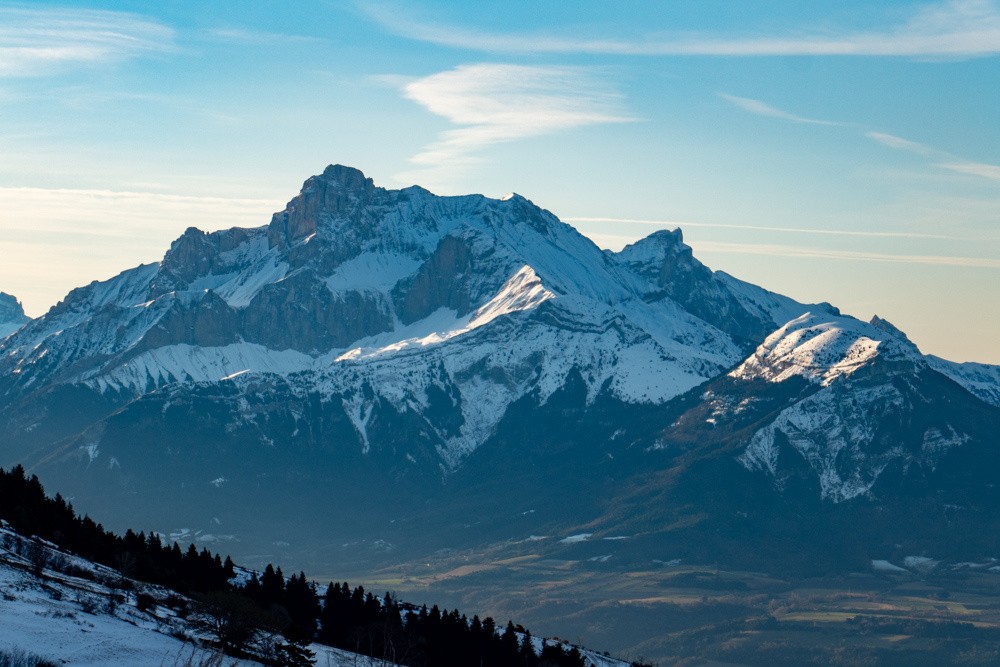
501,621,521,662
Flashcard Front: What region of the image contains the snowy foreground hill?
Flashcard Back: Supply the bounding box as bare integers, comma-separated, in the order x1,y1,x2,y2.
0,522,371,667
0,164,999,578
0,520,627,667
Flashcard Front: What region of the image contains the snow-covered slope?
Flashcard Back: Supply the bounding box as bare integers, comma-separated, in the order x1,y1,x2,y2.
0,525,366,667
730,312,923,386
926,355,1000,407
737,378,957,502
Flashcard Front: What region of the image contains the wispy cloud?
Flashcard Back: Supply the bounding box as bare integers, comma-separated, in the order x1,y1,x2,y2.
692,241,1000,269
576,231,995,268
204,27,328,46
0,7,175,77
364,0,1000,57
866,132,935,155
565,217,960,241
395,63,633,185
723,101,1000,186
866,132,1000,183
717,94,843,126
937,161,1000,181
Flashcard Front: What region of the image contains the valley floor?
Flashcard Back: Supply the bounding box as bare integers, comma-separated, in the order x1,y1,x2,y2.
358,549,1000,666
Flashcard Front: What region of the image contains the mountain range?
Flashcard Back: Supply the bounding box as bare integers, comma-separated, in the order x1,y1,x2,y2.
1,164,999,580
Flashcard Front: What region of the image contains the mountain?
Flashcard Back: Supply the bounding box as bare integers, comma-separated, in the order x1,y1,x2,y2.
0,292,29,339
1,164,998,581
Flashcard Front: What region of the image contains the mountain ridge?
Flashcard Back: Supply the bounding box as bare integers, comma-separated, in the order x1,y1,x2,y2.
0,164,998,580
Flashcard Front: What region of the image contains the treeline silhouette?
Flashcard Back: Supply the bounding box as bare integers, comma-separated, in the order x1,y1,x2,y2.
0,464,234,593
0,466,611,666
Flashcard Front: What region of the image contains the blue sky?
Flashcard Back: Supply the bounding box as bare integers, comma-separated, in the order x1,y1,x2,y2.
0,1,998,362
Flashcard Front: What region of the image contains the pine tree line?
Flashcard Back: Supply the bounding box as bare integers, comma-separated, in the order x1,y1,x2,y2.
0,464,234,594
0,466,623,666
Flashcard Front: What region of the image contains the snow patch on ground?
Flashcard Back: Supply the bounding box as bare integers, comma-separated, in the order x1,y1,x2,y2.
872,559,908,573
213,240,289,309
921,426,969,458
325,251,421,294
903,556,940,572
343,392,374,455
0,532,258,666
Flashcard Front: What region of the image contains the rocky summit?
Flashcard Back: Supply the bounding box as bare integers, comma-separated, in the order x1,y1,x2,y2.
1,165,998,576
0,292,29,340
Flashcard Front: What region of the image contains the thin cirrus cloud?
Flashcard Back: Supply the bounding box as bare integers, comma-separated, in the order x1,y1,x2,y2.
722,96,1000,184
204,27,329,46
865,132,1000,182
866,131,935,155
364,0,1000,57
716,93,843,126
0,7,175,77
692,241,1000,269
938,161,1000,181
577,231,997,269
565,217,961,241
395,63,633,185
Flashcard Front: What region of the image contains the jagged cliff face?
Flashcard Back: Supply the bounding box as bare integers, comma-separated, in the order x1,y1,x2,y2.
617,229,822,345
0,293,29,339
1,165,998,572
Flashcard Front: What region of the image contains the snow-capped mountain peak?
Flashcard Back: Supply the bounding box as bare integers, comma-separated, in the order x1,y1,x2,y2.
0,165,767,473
731,311,923,386
869,314,915,345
